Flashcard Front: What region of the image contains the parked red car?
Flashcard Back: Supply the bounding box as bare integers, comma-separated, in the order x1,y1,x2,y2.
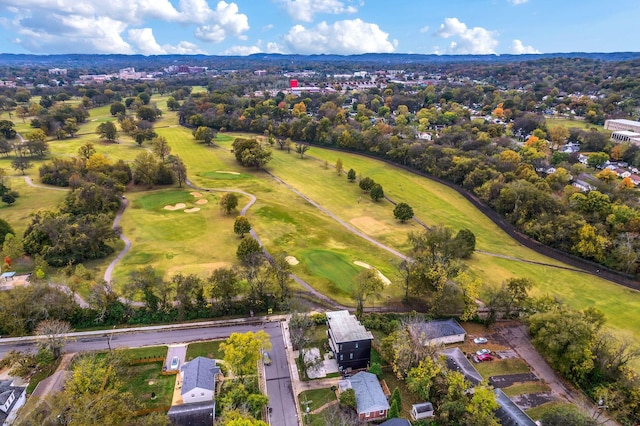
477,353,494,362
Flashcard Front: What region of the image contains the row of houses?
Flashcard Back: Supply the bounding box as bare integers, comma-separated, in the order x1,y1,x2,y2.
326,311,536,424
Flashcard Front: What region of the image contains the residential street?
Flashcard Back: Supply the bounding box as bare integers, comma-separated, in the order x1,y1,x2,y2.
0,317,297,425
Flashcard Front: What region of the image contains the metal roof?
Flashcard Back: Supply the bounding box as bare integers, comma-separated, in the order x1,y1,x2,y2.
180,357,220,395
326,310,373,343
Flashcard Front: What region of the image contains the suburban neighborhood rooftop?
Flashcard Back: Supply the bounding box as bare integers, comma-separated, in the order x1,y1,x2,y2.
326,310,374,343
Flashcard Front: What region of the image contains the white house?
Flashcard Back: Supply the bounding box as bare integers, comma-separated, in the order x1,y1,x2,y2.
180,357,220,404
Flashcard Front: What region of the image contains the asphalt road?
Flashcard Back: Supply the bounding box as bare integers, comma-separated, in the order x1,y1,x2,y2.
0,320,297,425
264,323,298,426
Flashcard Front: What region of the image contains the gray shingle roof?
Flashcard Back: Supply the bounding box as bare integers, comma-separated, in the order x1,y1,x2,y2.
348,371,389,414
412,318,466,341
181,357,220,395
494,389,537,426
327,310,374,343
440,347,483,385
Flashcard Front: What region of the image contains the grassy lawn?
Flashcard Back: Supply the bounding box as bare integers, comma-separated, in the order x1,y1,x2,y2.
111,187,239,286
381,370,417,419
299,388,337,412
122,346,168,360
475,358,531,378
120,361,175,409
545,117,608,132
502,381,551,397
186,340,223,361
0,176,68,236
525,401,571,421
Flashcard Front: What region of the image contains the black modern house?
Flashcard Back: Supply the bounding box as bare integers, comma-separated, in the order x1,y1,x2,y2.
326,310,374,373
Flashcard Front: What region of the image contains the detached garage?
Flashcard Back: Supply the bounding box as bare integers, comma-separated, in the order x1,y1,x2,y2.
410,318,466,346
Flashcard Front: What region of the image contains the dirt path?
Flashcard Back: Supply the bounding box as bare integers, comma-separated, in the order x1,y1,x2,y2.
498,324,618,425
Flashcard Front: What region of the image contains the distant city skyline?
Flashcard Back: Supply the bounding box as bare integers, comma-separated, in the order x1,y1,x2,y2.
0,0,637,56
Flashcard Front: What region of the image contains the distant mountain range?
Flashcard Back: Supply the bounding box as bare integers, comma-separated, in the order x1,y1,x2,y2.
1,52,639,70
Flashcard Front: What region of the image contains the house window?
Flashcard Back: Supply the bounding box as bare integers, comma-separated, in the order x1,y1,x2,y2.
365,412,370,418
201,392,204,396
379,410,385,415
340,354,343,361
191,394,195,397
339,344,342,351
355,342,359,348
349,353,353,359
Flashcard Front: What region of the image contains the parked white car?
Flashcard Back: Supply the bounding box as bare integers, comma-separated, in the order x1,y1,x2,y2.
473,337,488,344
476,349,491,356
170,356,179,370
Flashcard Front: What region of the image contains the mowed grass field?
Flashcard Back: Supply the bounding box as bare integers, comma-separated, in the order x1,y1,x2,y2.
152,125,400,305
3,98,640,355
204,138,640,350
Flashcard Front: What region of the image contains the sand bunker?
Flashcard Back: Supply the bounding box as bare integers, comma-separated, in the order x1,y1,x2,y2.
215,171,241,175
196,199,208,205
285,256,299,266
164,203,186,211
190,191,203,197
353,261,392,285
184,207,200,213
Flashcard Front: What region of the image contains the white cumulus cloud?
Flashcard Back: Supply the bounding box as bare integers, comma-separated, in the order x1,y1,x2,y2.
509,0,528,4
283,19,394,54
274,0,358,22
195,1,249,42
128,28,166,55
128,27,207,55
223,41,283,55
13,14,135,54
0,0,249,53
510,39,540,54
435,17,498,54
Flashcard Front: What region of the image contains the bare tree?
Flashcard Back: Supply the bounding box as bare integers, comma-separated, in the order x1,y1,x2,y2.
35,319,72,358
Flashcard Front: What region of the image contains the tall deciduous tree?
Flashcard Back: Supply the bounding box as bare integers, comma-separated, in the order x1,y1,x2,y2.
335,158,343,175
294,143,310,158
221,331,271,379
359,177,375,192
370,183,384,201
193,126,217,146
35,319,72,359
168,155,187,188
151,136,171,162
96,121,118,142
352,268,384,318
234,216,251,238
393,202,414,223
220,192,239,214
208,267,240,315
347,168,356,182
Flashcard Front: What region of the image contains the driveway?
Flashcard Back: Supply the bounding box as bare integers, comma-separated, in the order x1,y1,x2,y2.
165,344,187,372
498,324,618,426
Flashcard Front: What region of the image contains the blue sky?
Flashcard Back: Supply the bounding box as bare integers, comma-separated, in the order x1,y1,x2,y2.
0,0,638,55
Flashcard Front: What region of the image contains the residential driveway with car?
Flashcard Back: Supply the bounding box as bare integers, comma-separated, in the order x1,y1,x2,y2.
166,345,187,371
